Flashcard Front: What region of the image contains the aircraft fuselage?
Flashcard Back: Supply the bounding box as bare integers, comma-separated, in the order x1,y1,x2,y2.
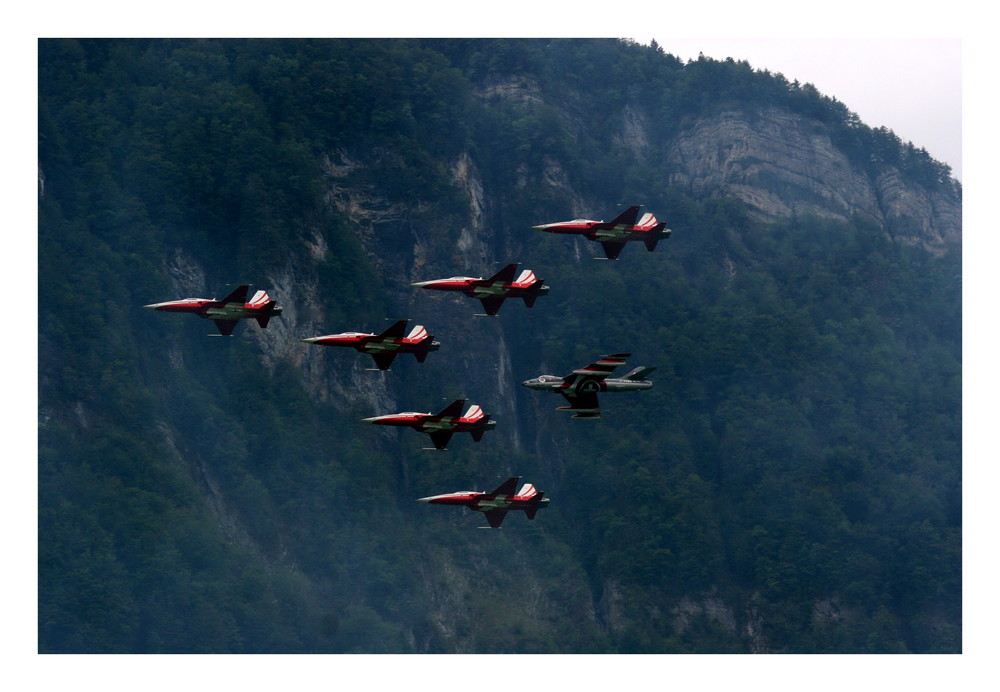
521,376,653,394
418,491,550,513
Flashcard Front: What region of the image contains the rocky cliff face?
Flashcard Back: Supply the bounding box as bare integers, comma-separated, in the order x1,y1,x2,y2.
664,108,960,254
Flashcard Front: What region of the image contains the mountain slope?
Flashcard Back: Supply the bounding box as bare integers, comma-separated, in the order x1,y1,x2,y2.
38,38,961,653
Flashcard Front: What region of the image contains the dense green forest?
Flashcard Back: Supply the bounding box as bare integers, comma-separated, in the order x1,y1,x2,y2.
38,38,960,653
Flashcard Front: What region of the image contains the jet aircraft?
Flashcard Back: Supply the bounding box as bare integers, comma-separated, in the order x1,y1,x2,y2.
301,320,440,371
522,353,654,418
532,205,671,260
361,399,496,450
144,284,282,336
411,263,550,316
418,476,549,528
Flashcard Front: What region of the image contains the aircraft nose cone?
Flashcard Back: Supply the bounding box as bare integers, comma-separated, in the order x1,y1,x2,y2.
300,337,319,344
416,496,433,503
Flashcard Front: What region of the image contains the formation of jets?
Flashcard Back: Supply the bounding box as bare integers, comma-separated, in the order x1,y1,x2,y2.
146,206,670,527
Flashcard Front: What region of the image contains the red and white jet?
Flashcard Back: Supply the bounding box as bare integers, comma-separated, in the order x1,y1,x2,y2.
144,284,282,336
301,320,440,371
361,398,496,450
411,262,550,316
532,205,671,260
418,476,550,529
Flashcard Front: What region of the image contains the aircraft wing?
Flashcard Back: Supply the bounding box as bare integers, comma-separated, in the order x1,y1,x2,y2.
378,320,409,339
484,508,508,528
435,399,467,418
486,477,520,499
214,319,239,336
607,205,641,227
479,296,505,316
428,430,455,450
371,352,397,371
219,284,250,305
562,354,629,387
484,263,519,283
599,241,627,260
559,388,600,412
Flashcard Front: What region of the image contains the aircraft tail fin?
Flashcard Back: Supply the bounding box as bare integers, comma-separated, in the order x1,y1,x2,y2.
514,268,537,286
405,323,428,341
247,289,270,308
518,483,537,498
464,404,485,422
636,211,662,230
624,366,656,381
487,263,519,283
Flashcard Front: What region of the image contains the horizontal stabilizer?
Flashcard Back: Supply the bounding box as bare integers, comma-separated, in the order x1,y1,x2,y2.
625,366,656,381
256,303,276,329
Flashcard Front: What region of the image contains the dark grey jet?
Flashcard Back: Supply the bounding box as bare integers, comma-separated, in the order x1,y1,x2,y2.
522,353,654,419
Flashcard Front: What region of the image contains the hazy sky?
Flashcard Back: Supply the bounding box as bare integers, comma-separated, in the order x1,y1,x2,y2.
654,38,962,180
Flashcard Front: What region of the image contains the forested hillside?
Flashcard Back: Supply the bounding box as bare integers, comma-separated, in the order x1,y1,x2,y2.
38,38,961,653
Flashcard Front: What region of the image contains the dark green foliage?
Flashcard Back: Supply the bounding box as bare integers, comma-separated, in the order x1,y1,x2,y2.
39,38,959,653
